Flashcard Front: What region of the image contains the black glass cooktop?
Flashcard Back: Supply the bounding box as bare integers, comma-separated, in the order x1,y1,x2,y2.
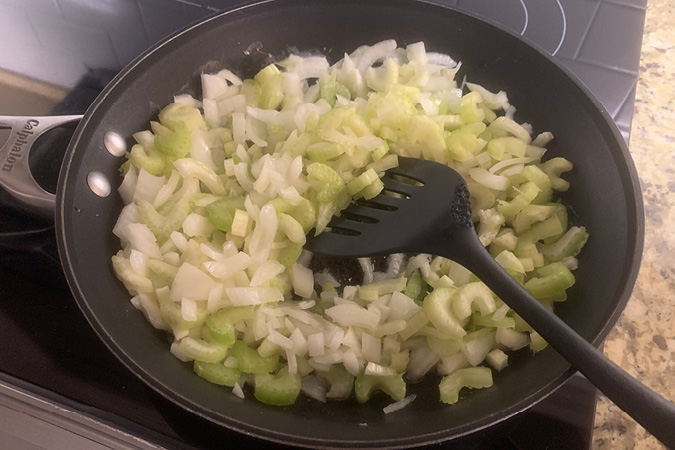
0,0,646,448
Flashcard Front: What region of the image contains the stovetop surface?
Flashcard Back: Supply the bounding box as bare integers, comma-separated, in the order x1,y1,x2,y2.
0,0,646,448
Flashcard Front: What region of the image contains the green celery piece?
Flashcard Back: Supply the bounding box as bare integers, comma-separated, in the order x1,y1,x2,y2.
158,103,205,131
147,259,178,283
487,137,526,161
370,142,389,161
317,365,355,399
480,104,497,123
540,157,573,191
439,367,493,404
513,205,556,235
320,80,351,107
422,287,466,339
254,367,301,406
111,255,153,293
129,144,165,176
519,214,564,243
451,282,496,321
205,314,236,347
521,165,552,203
277,213,307,245
524,262,575,300
355,177,384,200
268,197,293,214
269,273,292,296
139,198,191,239
460,91,485,124
354,372,406,403
254,64,285,110
232,341,279,374
347,168,379,195
307,142,346,162
529,331,548,353
290,198,316,234
180,337,229,363
542,203,568,244
211,306,255,325
404,270,423,302
497,182,540,222
206,197,245,232
445,131,477,162
426,335,463,357
118,159,131,175
539,226,589,262
154,122,192,158
277,243,303,269
307,162,346,203
194,361,240,387
159,299,204,337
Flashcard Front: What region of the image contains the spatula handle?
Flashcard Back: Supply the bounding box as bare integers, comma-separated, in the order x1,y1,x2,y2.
445,227,675,448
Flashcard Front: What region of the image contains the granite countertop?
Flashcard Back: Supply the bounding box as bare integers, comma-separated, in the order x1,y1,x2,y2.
592,0,675,448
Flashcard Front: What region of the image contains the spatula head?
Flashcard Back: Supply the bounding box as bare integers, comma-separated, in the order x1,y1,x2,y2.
305,157,473,257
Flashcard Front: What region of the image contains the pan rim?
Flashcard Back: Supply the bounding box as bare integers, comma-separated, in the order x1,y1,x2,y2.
55,0,645,447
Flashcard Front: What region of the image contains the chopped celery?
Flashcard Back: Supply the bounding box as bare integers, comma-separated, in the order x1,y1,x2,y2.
158,103,205,131
320,80,351,106
539,226,589,262
194,361,240,386
355,372,406,403
277,213,306,245
277,242,303,269
254,64,285,110
307,162,346,203
460,91,485,124
129,144,165,176
317,365,355,399
307,142,346,162
147,259,178,283
540,157,573,191
513,205,556,235
487,137,526,161
404,270,423,302
139,198,191,239
254,367,301,406
524,262,575,300
426,335,463,357
521,165,552,203
422,287,466,338
205,312,236,346
529,331,548,353
497,182,540,221
439,367,493,404
347,168,379,195
180,337,229,363
154,122,192,158
232,341,280,374
112,255,153,293
290,198,316,234
206,197,245,232
446,131,478,162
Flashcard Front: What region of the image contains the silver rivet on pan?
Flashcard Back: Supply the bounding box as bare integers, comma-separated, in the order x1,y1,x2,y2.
104,131,127,157
87,172,111,198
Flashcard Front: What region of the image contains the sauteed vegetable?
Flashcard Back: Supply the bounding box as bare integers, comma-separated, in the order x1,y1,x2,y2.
112,40,588,409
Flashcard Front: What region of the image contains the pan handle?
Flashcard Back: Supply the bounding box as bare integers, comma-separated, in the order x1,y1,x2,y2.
0,115,83,216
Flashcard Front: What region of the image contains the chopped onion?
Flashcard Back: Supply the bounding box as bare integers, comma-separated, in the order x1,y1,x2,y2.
383,394,417,414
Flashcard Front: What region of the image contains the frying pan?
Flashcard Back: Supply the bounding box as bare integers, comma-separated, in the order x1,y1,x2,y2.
0,0,643,447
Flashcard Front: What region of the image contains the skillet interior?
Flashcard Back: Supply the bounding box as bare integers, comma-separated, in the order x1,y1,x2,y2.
56,0,644,447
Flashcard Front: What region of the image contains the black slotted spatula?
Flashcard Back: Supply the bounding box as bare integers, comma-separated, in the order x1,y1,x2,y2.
305,157,675,448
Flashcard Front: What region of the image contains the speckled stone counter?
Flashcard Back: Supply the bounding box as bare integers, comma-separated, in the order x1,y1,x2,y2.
592,1,675,448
